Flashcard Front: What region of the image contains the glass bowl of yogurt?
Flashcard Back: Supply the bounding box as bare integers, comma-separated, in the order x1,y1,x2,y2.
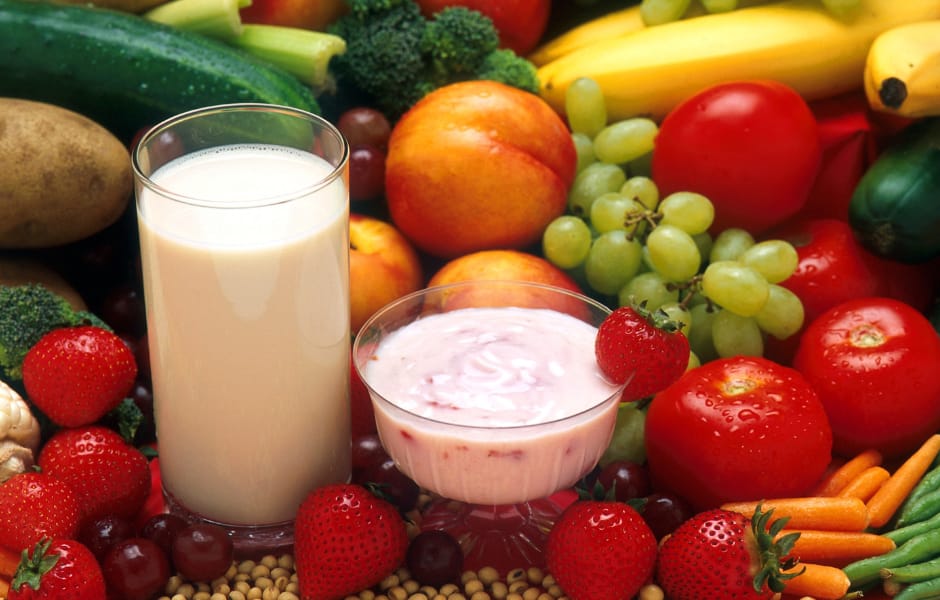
353,280,626,571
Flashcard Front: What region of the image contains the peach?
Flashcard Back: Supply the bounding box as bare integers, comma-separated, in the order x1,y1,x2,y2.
349,213,424,333
385,81,577,259
240,0,347,31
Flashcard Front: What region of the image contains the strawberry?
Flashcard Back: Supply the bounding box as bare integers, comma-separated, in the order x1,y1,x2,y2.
0,472,82,552
37,426,150,523
594,303,690,402
655,505,801,600
295,483,408,600
546,500,658,600
8,539,106,599
22,325,137,428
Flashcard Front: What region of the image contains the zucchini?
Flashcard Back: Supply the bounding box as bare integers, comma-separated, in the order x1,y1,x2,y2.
0,0,320,140
848,117,940,264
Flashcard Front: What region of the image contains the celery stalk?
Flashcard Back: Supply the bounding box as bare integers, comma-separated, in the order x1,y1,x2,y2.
229,24,346,88
145,0,249,41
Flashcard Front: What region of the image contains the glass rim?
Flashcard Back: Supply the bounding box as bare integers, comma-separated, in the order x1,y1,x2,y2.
352,279,625,432
131,103,349,210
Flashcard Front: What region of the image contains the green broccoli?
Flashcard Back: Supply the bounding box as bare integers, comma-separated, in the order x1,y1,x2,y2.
329,0,541,119
0,283,109,380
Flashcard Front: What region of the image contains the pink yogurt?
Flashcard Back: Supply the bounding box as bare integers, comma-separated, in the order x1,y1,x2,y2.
361,305,623,505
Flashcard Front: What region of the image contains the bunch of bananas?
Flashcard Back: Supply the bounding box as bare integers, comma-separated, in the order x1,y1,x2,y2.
531,0,940,122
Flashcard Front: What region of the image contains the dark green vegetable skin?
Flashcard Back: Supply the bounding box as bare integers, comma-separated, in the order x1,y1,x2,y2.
848,117,940,264
0,0,320,140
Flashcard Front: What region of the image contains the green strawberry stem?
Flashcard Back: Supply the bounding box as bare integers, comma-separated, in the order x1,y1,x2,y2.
11,539,59,592
750,502,803,593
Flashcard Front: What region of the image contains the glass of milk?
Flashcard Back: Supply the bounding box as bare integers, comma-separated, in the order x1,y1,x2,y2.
353,280,626,573
132,104,350,557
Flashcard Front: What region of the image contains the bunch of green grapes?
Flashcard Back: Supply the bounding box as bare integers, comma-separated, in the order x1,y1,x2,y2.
543,77,806,364
639,0,862,25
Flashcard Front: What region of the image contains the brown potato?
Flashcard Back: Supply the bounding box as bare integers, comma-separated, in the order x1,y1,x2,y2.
0,98,133,249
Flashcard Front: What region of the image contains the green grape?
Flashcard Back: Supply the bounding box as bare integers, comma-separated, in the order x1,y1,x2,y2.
646,224,702,282
620,175,659,210
592,118,659,165
692,232,713,264
687,303,719,362
709,227,755,263
568,162,627,218
590,192,645,234
740,240,799,284
542,215,593,270
584,230,643,296
686,351,701,370
640,0,692,25
658,191,715,235
565,77,607,138
571,132,595,174
755,284,805,340
712,309,764,358
658,301,693,335
626,151,653,178
820,0,861,18
701,260,770,317
701,0,738,12
618,271,678,311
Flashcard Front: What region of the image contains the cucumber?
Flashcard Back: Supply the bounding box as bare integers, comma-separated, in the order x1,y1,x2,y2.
0,0,320,140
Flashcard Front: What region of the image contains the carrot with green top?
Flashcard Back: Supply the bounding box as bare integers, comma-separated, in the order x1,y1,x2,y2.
867,434,940,528
837,465,891,502
780,562,851,600
720,496,870,531
776,529,895,565
813,448,883,496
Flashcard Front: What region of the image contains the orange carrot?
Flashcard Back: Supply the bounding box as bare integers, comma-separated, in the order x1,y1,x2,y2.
867,434,940,528
720,496,870,531
781,562,851,600
813,448,883,496
0,575,10,598
837,465,891,502
0,545,19,579
775,529,895,565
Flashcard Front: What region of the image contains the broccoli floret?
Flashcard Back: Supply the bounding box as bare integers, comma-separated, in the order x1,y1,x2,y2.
0,284,109,380
423,7,499,78
474,48,540,95
329,0,540,119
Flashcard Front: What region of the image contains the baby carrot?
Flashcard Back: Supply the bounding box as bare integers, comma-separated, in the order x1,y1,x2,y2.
837,465,892,502
867,434,940,529
775,529,896,565
0,544,19,579
780,562,851,600
0,575,9,598
720,496,870,531
813,448,883,496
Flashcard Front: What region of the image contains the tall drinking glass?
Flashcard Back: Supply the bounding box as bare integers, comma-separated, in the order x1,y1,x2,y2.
132,104,351,556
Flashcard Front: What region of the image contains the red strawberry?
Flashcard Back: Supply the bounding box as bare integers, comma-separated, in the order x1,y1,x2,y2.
546,500,658,600
38,426,150,523
0,472,82,552
655,505,801,600
295,483,408,600
8,539,106,599
23,325,137,428
595,304,690,401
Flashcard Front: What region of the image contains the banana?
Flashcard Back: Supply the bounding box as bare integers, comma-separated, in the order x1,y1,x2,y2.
536,0,940,122
528,0,768,67
864,20,940,118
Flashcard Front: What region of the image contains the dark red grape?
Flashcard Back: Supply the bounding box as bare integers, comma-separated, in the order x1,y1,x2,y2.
337,107,392,150
79,514,134,561
348,145,386,202
135,334,151,383
596,460,651,502
406,530,463,587
102,537,171,600
360,457,420,513
100,284,147,337
171,523,234,582
139,513,187,559
351,433,389,475
641,492,692,540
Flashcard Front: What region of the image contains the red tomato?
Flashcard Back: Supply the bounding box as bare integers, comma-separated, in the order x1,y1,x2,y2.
414,0,551,56
793,297,940,459
652,80,822,235
644,356,832,512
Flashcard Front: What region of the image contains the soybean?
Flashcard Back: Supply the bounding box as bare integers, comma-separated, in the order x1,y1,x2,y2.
894,575,940,600
882,556,940,584
843,530,940,588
